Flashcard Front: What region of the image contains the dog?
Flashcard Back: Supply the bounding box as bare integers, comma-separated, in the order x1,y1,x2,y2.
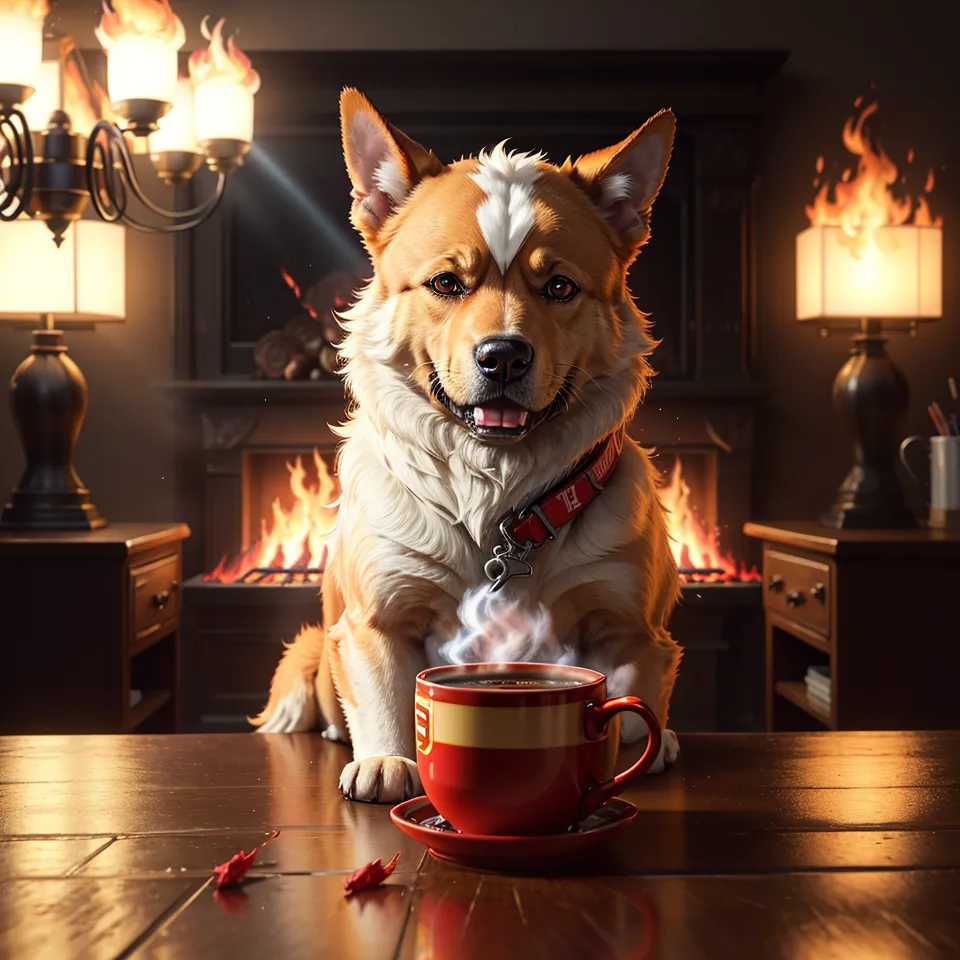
251,88,683,804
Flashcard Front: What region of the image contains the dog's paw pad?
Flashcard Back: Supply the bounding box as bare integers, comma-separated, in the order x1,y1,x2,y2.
646,729,679,775
339,756,422,804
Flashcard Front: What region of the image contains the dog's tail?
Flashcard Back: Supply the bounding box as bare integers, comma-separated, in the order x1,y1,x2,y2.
249,624,325,733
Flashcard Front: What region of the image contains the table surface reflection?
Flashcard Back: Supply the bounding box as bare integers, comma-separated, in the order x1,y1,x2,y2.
1,731,959,959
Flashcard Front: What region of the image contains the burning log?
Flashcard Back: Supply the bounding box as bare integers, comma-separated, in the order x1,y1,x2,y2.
285,314,326,355
253,330,303,380
319,345,341,374
304,270,359,344
253,268,357,380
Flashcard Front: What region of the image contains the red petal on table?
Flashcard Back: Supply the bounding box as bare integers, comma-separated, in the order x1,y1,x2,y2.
213,830,282,889
343,852,401,895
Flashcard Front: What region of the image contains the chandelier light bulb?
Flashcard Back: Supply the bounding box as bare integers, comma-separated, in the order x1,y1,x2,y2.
0,0,48,105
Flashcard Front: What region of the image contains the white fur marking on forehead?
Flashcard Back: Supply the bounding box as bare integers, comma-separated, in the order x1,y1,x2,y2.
469,142,543,274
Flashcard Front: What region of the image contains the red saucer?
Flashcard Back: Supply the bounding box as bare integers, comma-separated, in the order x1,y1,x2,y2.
390,796,637,870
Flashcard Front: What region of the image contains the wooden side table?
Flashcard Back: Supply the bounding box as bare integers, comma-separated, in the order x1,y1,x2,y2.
743,521,960,732
0,522,190,734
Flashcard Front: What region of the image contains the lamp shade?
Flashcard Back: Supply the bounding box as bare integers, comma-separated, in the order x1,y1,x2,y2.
0,219,125,320
0,8,44,94
20,59,60,132
194,78,254,144
149,77,198,154
797,224,943,321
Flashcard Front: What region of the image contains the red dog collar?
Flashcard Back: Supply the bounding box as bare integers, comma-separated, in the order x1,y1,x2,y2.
483,430,624,591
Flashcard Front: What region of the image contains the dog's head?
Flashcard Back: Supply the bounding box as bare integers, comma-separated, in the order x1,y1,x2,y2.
338,89,674,443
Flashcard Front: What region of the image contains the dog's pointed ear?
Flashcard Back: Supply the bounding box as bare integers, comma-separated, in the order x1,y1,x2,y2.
340,88,444,241
567,109,675,251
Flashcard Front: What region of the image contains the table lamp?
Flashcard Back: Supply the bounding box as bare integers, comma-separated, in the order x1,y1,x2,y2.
0,217,125,530
796,99,943,529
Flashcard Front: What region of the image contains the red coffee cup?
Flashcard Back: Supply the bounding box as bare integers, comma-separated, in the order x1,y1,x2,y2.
415,662,662,836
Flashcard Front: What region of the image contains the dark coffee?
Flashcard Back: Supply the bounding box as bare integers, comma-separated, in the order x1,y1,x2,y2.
437,674,584,690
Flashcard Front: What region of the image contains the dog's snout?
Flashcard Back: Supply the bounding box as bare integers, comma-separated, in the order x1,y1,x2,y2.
474,337,534,384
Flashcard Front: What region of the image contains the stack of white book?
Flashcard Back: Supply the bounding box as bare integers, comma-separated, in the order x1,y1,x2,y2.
805,665,831,711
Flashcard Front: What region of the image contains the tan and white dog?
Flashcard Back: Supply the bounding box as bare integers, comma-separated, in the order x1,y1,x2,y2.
251,89,683,804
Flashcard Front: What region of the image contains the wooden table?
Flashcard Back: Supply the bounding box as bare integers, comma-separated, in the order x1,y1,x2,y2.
2,732,959,959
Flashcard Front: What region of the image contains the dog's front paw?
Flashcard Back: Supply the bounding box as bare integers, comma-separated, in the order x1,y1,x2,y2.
339,756,422,803
646,729,679,775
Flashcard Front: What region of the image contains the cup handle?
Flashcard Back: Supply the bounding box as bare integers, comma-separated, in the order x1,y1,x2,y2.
899,435,928,487
579,696,662,819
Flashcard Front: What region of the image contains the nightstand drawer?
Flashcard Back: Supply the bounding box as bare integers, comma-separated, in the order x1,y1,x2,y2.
764,548,832,636
129,554,180,648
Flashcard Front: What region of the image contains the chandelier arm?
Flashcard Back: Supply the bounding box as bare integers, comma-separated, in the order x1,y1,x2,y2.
86,121,226,223
86,125,127,222
0,108,34,221
115,183,226,234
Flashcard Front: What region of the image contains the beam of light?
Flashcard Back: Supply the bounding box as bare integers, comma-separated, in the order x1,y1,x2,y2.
246,141,369,273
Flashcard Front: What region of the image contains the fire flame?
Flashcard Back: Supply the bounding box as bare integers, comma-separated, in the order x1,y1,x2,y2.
188,17,260,93
807,99,942,257
205,450,338,584
658,459,759,583
0,0,48,20
207,449,754,588
281,268,319,320
61,38,116,135
94,0,185,51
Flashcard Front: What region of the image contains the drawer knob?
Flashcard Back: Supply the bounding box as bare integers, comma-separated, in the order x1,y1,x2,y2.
786,591,805,608
768,574,785,592
811,582,826,602
152,580,179,610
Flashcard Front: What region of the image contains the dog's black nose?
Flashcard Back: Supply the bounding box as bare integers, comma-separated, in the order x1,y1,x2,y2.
474,337,534,383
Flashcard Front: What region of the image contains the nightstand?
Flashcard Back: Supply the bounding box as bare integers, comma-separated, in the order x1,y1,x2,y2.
0,522,190,734
743,521,960,731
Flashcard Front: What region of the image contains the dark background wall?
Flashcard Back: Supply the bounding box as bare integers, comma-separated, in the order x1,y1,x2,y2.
2,0,957,530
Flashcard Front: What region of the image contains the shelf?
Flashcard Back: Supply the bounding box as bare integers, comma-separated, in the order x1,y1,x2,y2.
768,612,831,654
775,681,834,729
125,690,172,732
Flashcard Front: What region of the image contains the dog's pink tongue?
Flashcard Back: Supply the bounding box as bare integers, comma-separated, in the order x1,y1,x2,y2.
474,406,528,428
474,406,501,427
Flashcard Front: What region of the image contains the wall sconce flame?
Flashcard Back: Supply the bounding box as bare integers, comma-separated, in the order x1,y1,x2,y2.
189,17,261,93
94,0,185,51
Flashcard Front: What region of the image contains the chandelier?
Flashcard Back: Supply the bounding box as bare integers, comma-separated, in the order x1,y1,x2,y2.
0,0,260,245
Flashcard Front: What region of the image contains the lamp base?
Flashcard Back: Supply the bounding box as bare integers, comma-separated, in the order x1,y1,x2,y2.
821,318,916,531
0,317,106,532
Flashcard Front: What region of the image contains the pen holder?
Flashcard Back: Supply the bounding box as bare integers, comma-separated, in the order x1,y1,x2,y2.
899,435,960,530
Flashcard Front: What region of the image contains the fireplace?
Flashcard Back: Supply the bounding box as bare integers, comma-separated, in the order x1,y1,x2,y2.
165,49,784,732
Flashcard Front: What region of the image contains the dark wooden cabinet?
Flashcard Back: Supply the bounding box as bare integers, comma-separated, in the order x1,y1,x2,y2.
744,521,960,732
0,522,190,734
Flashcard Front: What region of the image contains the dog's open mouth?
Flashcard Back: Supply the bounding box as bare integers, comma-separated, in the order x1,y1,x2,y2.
428,372,574,438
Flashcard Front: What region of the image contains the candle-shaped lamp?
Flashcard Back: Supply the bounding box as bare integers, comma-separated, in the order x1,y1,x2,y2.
94,0,185,135
189,17,260,173
0,0,47,109
149,76,202,184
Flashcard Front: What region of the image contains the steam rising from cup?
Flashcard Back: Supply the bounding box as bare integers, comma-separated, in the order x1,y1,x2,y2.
433,584,573,666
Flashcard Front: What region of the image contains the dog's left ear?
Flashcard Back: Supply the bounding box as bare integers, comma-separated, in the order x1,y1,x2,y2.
568,109,675,250
340,87,444,243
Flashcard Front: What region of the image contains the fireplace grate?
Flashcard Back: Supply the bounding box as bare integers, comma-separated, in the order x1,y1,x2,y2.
205,566,325,585
211,565,731,584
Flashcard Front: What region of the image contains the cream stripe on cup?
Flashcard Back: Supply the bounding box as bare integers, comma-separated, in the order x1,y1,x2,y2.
430,700,589,749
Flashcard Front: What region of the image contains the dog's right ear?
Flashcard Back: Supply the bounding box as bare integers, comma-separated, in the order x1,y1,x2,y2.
340,88,444,242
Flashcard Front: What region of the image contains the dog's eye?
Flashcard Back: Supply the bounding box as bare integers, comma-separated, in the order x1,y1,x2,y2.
426,273,465,297
543,275,579,302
